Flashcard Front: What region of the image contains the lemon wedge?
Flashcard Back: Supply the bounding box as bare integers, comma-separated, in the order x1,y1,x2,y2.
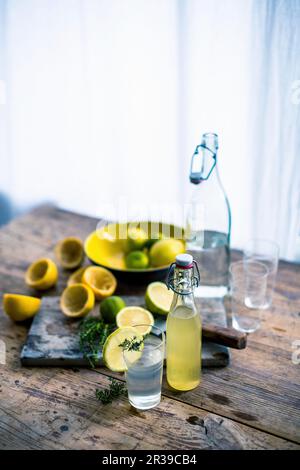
83,266,117,300
55,237,84,269
25,258,58,290
3,294,41,322
60,283,95,318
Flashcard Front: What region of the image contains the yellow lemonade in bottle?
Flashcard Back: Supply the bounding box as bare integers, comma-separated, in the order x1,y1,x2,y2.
166,254,202,391
167,306,201,391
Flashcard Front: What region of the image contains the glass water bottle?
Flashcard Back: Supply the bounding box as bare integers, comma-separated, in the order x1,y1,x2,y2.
166,254,201,391
186,133,231,298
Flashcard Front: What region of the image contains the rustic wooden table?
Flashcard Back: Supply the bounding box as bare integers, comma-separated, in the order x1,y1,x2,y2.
0,205,299,450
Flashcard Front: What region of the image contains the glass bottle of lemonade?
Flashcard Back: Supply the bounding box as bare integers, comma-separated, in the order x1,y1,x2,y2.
166,254,201,391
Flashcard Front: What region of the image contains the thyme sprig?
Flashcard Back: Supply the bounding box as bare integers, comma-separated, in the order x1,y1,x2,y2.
119,335,144,352
95,377,127,404
79,317,114,368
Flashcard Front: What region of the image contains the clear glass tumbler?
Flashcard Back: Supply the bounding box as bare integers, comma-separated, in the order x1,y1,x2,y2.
230,260,268,333
123,324,164,410
244,239,279,309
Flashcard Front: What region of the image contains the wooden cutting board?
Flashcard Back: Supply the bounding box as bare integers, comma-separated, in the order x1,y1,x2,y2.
20,295,230,367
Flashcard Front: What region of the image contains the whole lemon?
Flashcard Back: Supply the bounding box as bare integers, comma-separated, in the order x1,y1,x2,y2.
149,239,185,267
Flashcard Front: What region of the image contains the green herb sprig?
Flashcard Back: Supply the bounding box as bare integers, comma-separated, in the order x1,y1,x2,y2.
79,317,114,368
95,377,127,404
119,335,144,352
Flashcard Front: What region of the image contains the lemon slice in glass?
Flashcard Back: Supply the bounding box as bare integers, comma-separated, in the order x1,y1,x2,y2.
145,281,173,315
83,266,117,300
116,306,154,335
55,237,84,269
3,294,41,322
103,327,143,372
25,258,58,290
60,283,95,318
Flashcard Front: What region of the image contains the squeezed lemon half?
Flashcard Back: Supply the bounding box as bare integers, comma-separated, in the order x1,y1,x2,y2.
3,294,41,322
83,266,117,300
25,258,58,290
67,266,87,287
55,237,84,269
60,283,95,318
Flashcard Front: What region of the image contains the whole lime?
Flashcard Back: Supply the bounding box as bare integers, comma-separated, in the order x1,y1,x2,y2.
125,250,149,269
100,296,126,323
149,239,185,267
124,227,148,252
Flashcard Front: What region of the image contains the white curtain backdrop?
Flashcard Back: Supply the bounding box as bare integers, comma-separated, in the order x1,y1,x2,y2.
0,0,299,260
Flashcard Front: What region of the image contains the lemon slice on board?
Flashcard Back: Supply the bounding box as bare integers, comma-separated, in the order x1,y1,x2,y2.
67,266,87,286
116,307,154,335
103,327,143,372
55,237,84,269
83,266,117,300
145,281,173,315
60,283,95,318
3,294,41,322
25,258,58,290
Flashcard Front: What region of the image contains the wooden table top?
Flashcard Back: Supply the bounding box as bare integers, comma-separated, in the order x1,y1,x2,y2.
0,205,299,450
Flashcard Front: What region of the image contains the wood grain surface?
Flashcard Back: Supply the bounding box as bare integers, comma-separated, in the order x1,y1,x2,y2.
0,204,299,450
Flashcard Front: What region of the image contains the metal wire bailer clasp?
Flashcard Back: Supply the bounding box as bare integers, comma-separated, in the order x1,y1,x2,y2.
166,261,200,295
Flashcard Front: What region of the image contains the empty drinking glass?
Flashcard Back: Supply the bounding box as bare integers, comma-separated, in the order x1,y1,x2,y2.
123,324,164,410
244,239,279,309
230,260,268,333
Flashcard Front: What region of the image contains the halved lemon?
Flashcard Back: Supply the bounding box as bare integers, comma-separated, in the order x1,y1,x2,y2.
25,258,58,290
103,327,143,372
55,237,84,269
83,266,117,300
60,283,95,318
3,294,41,322
67,266,87,287
116,306,154,335
145,281,173,315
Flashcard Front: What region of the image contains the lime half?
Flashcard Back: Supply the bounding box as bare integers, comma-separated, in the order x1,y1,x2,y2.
103,327,143,372
145,281,173,315
116,306,154,335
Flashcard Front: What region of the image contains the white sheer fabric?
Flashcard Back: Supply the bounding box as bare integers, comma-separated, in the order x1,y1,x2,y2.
0,0,299,259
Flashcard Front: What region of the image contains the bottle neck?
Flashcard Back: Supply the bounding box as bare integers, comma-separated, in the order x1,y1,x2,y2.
173,266,194,295
202,132,218,154
189,137,218,185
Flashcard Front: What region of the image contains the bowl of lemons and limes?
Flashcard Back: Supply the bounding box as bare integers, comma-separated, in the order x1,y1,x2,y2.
84,221,185,283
